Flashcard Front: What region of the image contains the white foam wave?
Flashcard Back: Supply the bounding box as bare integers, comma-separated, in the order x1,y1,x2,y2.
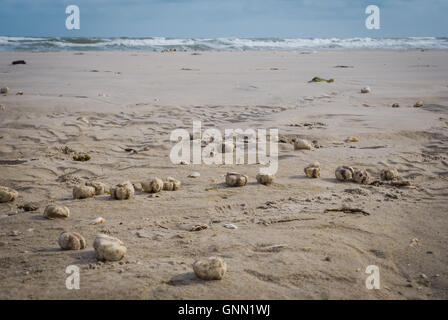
0,36,447,51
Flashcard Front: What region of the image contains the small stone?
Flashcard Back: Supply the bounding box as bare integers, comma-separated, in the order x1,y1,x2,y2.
294,139,312,150
414,101,424,108
380,167,399,181
392,103,400,108
256,173,275,185
110,181,134,200
85,181,109,195
304,162,320,178
163,177,181,191
193,256,227,280
73,185,96,199
360,86,371,93
225,172,248,187
335,166,354,181
142,177,164,193
58,232,86,250
9,230,20,236
190,224,208,232
90,217,105,225
43,204,70,219
223,224,238,229
188,172,200,178
16,91,24,96
179,160,189,165
0,87,9,94
0,186,19,203
353,168,371,185
19,203,39,212
93,234,127,262
73,153,91,161
345,137,359,143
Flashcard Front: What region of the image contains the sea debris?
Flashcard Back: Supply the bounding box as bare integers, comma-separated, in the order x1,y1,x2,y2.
325,205,370,216
409,238,420,247
335,166,354,181
58,232,86,250
345,137,359,143
89,217,105,225
142,177,164,193
85,181,109,195
163,177,181,191
43,204,70,219
60,145,75,155
353,168,371,185
93,234,127,262
12,60,26,65
124,147,138,154
223,224,238,229
76,116,89,124
73,153,91,162
16,91,24,95
190,224,208,232
193,257,227,280
309,76,334,83
257,244,288,252
414,101,424,108
110,181,134,200
380,167,399,181
0,186,18,203
256,173,275,185
188,172,200,178
304,162,321,178
392,103,400,108
294,139,312,150
225,172,248,187
73,185,96,199
361,86,371,93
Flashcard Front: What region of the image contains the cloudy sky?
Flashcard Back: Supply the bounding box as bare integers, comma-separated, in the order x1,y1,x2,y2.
0,0,446,38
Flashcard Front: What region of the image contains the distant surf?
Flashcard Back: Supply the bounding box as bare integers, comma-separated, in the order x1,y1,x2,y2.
1,36,447,51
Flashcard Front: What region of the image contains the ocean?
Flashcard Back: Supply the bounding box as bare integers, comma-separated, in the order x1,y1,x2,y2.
1,36,447,51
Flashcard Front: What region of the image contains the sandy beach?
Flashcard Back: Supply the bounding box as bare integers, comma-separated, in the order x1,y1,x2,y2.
0,49,447,299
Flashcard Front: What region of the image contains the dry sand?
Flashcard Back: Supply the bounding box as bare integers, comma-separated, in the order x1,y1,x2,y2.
0,50,447,299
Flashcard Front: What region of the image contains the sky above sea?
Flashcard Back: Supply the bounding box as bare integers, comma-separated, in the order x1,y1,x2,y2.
0,0,447,38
